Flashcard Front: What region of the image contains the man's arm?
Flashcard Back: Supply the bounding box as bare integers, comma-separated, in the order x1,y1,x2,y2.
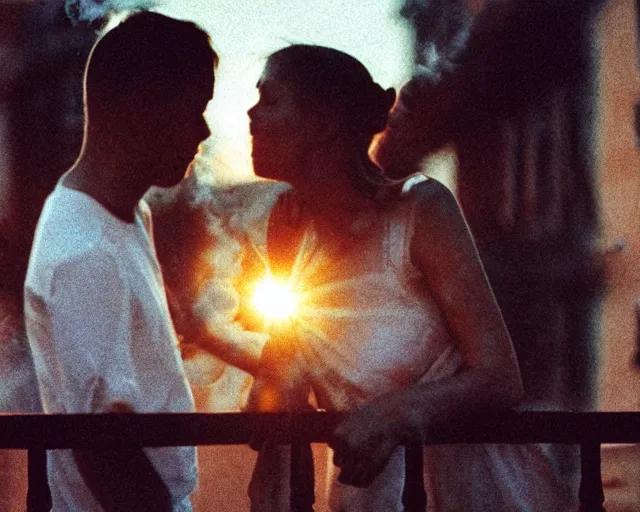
49,253,173,510
72,403,172,511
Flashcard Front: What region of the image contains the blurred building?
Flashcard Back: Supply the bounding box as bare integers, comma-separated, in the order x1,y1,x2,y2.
598,0,640,414
0,2,95,510
0,0,95,301
597,0,640,509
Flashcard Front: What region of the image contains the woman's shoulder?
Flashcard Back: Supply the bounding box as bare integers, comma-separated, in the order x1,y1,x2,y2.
396,176,469,250
401,175,458,215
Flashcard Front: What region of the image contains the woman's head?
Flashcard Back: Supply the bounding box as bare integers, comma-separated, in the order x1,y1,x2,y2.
248,44,396,187
266,45,396,145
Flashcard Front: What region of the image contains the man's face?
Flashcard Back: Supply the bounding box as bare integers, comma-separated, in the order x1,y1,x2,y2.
151,84,213,189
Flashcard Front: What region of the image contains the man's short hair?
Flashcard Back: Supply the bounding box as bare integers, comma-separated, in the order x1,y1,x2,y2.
85,11,217,119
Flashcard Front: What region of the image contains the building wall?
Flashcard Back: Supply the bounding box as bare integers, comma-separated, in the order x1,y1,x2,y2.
0,1,26,257
597,0,640,412
0,4,34,511
595,1,640,508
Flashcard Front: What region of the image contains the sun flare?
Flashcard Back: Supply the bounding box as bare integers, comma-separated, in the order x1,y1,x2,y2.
251,276,298,321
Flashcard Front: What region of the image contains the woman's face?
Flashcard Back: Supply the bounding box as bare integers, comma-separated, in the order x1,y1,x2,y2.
248,61,309,183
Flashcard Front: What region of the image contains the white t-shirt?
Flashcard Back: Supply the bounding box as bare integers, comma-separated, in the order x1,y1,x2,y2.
24,183,197,511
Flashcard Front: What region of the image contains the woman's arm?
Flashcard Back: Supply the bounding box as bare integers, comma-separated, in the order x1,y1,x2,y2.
167,190,304,378
331,179,523,487
174,307,264,376
407,178,523,415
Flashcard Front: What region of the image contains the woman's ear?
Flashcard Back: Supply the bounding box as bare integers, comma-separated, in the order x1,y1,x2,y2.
307,109,341,144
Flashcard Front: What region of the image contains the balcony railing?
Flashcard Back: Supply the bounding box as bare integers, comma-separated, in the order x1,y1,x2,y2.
1,410,639,511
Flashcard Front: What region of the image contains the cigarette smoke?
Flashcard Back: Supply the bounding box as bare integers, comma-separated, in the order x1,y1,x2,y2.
65,0,162,25
401,0,471,82
146,149,289,410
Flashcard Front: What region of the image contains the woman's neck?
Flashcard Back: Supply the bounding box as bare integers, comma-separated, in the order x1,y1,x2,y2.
297,177,377,237
292,143,383,234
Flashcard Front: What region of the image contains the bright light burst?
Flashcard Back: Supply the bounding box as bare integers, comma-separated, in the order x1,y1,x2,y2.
248,224,381,332
251,275,298,321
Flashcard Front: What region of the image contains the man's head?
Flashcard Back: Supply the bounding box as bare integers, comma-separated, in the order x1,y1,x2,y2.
83,11,217,187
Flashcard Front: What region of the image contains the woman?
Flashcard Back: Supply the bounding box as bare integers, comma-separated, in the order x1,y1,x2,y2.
246,44,534,511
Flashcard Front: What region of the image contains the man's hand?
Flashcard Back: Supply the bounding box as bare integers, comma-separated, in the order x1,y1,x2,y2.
73,448,172,512
73,403,173,511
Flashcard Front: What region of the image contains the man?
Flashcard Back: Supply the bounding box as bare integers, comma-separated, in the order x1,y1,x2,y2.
24,11,217,511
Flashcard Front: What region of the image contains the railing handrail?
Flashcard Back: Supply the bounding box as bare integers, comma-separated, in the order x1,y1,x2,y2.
3,410,638,512
0,410,639,449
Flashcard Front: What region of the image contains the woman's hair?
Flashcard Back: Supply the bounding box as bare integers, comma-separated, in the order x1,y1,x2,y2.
267,44,395,146
267,44,401,200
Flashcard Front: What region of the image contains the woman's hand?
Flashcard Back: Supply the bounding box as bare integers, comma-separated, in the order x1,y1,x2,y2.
329,392,419,488
246,335,312,450
247,330,307,407
255,335,290,381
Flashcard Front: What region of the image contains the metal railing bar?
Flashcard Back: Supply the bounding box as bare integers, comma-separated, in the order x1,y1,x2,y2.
578,442,606,512
1,411,637,512
26,448,50,512
1,411,639,449
403,441,428,512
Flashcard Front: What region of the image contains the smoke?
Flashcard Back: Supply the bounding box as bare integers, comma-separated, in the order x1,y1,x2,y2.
146,152,289,409
400,0,471,81
65,0,162,25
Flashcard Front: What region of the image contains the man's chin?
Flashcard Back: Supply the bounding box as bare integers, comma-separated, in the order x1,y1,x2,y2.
251,157,280,181
250,160,268,179
155,169,189,189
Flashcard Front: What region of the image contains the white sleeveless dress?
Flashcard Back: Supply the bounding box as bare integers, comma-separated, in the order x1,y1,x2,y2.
249,185,567,511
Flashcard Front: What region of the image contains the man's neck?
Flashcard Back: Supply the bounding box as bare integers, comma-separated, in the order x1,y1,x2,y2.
63,158,147,223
